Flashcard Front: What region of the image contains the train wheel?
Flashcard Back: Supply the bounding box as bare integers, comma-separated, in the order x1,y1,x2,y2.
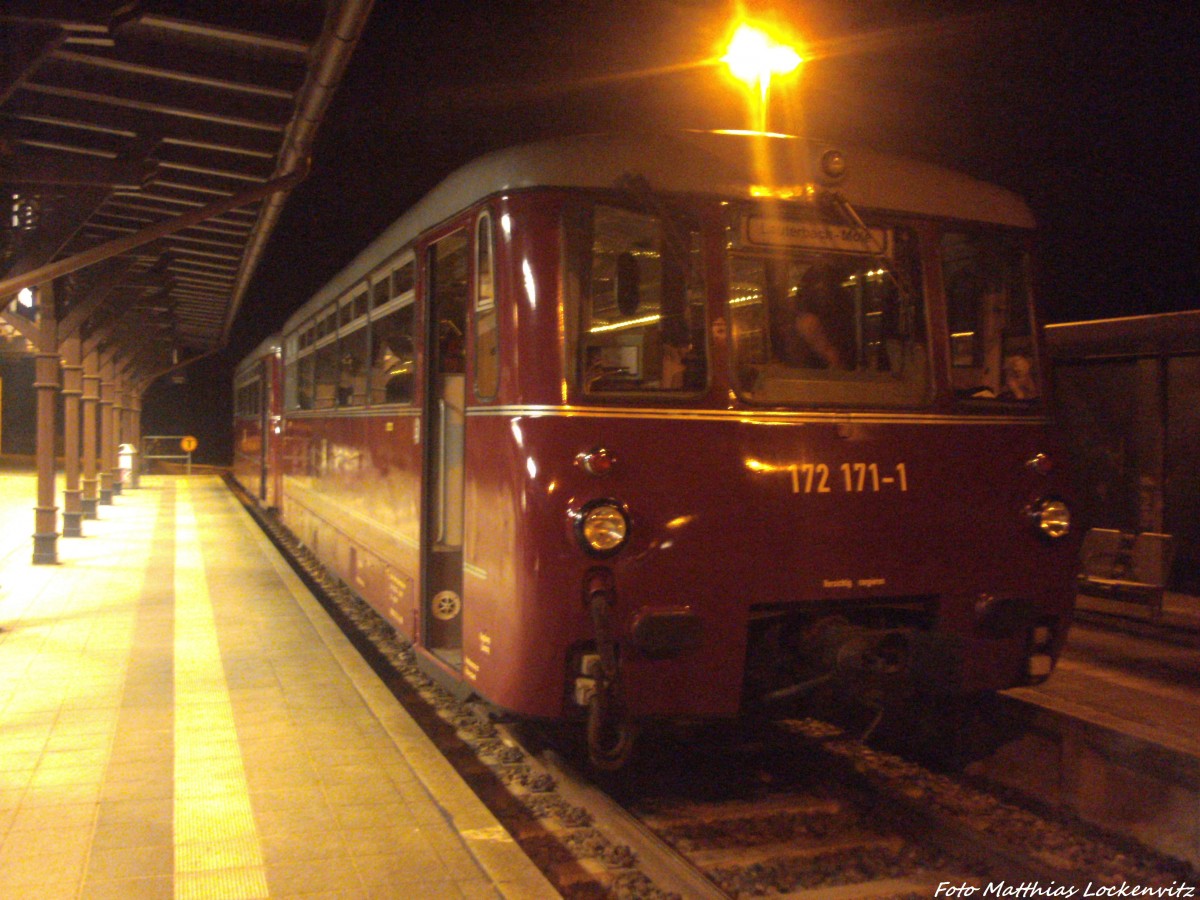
586,693,638,771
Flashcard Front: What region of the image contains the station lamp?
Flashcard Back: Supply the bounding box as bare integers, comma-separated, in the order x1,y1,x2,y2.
722,21,803,133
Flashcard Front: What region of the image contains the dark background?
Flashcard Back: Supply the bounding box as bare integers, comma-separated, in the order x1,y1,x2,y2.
147,0,1200,461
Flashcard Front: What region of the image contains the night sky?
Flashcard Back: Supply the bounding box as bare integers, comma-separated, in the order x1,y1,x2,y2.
163,0,1200,459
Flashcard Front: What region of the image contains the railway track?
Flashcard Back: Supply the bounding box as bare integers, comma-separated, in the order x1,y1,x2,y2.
230,478,1196,898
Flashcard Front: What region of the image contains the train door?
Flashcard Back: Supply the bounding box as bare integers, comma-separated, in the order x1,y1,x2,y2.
421,231,468,666
257,361,270,503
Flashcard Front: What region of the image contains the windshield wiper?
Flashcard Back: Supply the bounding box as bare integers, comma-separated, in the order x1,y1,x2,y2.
822,190,918,336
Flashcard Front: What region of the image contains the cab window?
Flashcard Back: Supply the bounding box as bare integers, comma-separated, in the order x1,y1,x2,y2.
571,203,706,394
942,230,1041,403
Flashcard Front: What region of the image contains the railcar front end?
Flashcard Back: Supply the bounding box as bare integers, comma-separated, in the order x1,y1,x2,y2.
267,132,1078,769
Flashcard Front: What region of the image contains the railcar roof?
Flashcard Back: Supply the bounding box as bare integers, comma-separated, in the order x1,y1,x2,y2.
283,131,1035,333
234,333,282,379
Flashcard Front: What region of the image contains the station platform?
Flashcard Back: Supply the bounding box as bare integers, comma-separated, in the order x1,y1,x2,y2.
986,583,1200,870
0,471,557,899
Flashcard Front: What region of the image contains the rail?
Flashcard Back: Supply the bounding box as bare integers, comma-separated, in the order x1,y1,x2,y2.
1078,527,1176,617
140,435,194,476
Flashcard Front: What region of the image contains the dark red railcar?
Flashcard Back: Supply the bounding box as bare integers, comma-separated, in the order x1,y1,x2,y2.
240,132,1079,767
232,336,282,509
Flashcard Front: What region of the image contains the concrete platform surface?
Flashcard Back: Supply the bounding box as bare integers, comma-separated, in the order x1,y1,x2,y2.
0,473,558,899
989,593,1200,868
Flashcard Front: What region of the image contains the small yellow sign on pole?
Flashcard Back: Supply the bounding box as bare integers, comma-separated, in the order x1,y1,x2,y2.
181,435,198,453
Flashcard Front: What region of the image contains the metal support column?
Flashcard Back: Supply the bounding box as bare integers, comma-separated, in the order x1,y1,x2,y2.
128,385,143,488
99,355,115,505
81,348,100,518
61,334,84,537
112,373,126,496
33,281,59,565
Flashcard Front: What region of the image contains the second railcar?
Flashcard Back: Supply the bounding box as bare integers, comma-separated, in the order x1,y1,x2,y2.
232,336,282,508
243,131,1079,768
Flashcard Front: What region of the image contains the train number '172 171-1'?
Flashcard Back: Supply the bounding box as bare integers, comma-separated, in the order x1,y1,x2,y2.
791,462,908,494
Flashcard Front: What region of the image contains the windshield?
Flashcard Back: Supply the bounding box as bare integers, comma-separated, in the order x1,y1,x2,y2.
572,203,708,394
728,207,928,406
942,229,1041,402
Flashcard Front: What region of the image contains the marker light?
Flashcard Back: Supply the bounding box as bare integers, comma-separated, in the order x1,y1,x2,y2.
1026,453,1053,476
577,447,616,476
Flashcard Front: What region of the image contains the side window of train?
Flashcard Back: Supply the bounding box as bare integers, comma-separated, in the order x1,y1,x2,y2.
474,212,499,400
369,256,417,405
312,307,339,410
338,289,368,406
576,204,706,394
285,320,317,410
284,332,301,409
942,230,1041,402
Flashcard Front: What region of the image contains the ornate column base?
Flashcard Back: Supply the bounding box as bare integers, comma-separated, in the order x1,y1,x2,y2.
63,489,83,537
33,506,59,564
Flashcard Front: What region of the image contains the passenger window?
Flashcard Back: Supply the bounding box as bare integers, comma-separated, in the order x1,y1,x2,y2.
391,259,415,298
371,278,388,310
578,205,706,394
370,303,415,404
474,213,499,400
296,351,315,409
312,310,339,410
338,320,368,406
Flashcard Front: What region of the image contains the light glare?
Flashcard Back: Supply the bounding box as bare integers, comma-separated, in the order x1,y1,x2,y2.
723,23,801,89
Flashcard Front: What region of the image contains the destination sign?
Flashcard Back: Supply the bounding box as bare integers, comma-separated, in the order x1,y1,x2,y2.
742,217,891,256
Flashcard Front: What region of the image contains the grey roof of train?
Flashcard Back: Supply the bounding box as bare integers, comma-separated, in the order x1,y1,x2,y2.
234,333,283,378
283,130,1035,333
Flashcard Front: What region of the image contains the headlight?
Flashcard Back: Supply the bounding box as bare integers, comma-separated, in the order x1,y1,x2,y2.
576,500,629,556
1030,497,1071,540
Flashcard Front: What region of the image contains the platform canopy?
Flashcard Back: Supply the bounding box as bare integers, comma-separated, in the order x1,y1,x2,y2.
0,0,372,377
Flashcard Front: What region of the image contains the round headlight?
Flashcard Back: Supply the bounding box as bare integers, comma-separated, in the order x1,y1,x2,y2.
577,501,629,556
1031,498,1071,540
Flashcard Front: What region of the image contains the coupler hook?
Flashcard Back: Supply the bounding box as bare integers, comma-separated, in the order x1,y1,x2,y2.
585,575,637,770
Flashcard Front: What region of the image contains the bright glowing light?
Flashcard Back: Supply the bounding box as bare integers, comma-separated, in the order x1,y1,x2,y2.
588,313,662,334
722,21,803,133
723,23,801,89
18,287,34,308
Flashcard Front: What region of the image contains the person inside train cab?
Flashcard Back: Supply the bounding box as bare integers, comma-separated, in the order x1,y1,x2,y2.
794,263,854,370
1002,352,1039,399
658,315,701,389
